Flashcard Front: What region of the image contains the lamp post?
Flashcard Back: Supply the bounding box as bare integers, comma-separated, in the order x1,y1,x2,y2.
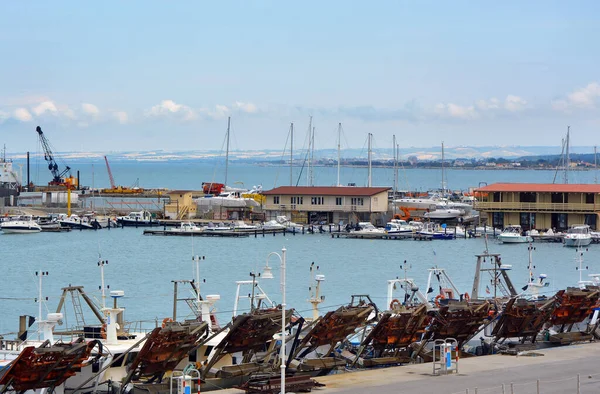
265,247,287,394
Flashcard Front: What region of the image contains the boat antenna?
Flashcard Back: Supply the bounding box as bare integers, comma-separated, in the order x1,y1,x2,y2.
306,116,312,186
225,116,231,186
35,270,49,340
441,141,446,195
393,134,398,202
595,145,598,184
310,126,315,186
576,247,589,286
193,255,205,305
98,256,108,310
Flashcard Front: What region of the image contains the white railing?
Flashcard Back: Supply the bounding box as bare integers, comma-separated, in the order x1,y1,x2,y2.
474,201,596,212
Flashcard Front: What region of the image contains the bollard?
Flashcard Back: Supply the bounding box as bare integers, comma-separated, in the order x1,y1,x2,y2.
135,217,138,228
510,382,514,394
262,228,265,237
302,226,305,234
254,230,257,238
273,230,276,236
577,374,580,394
474,388,477,394
329,224,332,233
502,383,505,394
338,224,341,232
283,228,286,236
331,234,334,239
292,227,295,235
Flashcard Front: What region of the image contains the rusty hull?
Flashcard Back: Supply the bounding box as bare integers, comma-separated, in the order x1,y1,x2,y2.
0,338,99,393
425,300,491,346
292,304,374,359
492,297,557,343
551,286,600,330
126,321,208,382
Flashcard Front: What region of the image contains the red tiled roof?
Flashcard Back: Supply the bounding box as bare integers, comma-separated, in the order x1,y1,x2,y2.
476,183,600,193
262,186,391,196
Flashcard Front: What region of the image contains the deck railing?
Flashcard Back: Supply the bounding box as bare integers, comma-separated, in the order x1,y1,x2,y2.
263,203,375,212
474,201,597,212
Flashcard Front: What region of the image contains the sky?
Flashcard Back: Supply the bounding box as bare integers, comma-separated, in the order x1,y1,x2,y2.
1,1,600,153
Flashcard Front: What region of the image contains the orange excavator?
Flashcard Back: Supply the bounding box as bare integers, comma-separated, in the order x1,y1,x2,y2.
393,206,420,221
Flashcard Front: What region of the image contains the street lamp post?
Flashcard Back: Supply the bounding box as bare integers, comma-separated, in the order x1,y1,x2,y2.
265,247,287,394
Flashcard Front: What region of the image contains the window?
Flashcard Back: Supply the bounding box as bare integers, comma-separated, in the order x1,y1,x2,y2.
551,193,565,203
492,212,504,228
586,193,595,204
520,212,535,230
335,197,343,206
273,196,280,204
493,192,501,203
291,196,303,205
519,192,536,203
585,214,597,230
351,197,364,206
551,213,567,231
311,196,324,205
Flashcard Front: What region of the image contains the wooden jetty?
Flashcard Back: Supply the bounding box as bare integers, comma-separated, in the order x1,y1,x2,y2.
331,232,432,241
143,229,250,237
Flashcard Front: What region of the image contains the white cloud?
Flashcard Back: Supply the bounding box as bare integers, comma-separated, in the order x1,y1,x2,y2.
0,110,9,123
81,103,100,116
435,103,477,119
32,100,58,116
234,101,258,114
113,111,128,124
476,98,500,110
553,82,600,112
13,108,33,122
148,100,196,121
504,95,527,112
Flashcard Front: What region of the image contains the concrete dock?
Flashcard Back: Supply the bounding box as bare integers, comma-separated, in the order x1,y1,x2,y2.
218,342,600,393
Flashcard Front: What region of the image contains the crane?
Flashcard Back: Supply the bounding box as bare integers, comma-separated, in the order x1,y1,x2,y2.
104,156,116,189
36,126,71,185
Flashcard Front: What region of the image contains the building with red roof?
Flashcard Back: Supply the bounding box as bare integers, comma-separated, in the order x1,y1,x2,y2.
474,183,600,231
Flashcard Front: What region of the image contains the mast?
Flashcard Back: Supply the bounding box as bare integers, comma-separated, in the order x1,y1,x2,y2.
337,123,341,186
564,126,570,184
310,126,315,186
225,116,231,186
290,123,294,186
367,133,372,187
393,135,398,198
306,116,312,186
441,141,446,194
595,145,598,184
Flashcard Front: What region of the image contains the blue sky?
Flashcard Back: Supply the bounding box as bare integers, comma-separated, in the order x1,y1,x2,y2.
1,1,599,153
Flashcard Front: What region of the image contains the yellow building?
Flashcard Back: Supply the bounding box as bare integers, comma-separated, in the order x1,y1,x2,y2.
164,190,198,220
474,183,600,231
262,186,391,225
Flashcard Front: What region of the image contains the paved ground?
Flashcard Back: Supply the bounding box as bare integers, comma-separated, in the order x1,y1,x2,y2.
219,342,600,393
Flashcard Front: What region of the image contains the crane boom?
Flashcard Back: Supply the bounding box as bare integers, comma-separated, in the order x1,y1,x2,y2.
36,126,71,185
104,156,116,189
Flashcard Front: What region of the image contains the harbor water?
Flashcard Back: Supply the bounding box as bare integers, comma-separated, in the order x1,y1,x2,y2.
2,166,599,336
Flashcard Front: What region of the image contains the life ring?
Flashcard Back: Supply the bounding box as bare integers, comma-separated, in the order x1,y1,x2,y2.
464,292,470,302
162,317,173,328
434,294,445,308
389,298,401,310
100,323,107,339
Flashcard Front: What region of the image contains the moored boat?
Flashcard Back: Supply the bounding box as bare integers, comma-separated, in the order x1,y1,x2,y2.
0,215,42,234
497,225,532,244
563,224,592,247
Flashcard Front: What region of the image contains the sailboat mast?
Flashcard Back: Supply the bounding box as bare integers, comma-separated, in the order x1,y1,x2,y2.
441,141,445,194
310,126,315,186
290,123,294,186
565,126,570,184
595,145,598,184
337,123,341,186
225,116,231,186
306,116,312,186
393,135,397,197
368,133,372,187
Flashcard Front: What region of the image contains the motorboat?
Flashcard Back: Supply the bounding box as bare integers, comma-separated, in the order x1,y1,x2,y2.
204,222,233,231
0,215,42,234
563,224,593,247
417,222,455,240
497,225,532,244
263,215,304,232
423,204,462,220
57,213,100,230
230,220,259,231
384,219,413,235
352,222,385,234
116,210,158,227
168,221,204,233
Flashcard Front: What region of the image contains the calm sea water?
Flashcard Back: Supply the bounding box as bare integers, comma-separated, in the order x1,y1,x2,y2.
1,165,598,336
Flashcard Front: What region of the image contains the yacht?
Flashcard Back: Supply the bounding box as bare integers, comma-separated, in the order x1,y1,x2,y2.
116,210,158,227
423,204,462,220
563,224,592,247
262,215,304,232
58,213,101,230
497,225,532,244
352,222,385,234
0,215,42,234
384,219,413,235
168,221,204,233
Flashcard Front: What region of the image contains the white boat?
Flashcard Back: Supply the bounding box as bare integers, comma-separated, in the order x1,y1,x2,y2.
263,216,304,232
0,215,42,234
352,222,385,234
497,225,533,244
58,213,101,230
230,220,259,231
384,219,413,235
423,204,462,220
563,224,593,247
117,210,157,227
417,222,455,240
168,221,204,233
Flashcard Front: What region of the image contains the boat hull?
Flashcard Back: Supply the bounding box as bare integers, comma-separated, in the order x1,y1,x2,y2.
1,226,42,234
498,235,533,243
563,237,592,247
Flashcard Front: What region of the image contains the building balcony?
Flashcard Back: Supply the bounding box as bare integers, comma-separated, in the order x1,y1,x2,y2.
264,203,373,212
474,201,598,213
